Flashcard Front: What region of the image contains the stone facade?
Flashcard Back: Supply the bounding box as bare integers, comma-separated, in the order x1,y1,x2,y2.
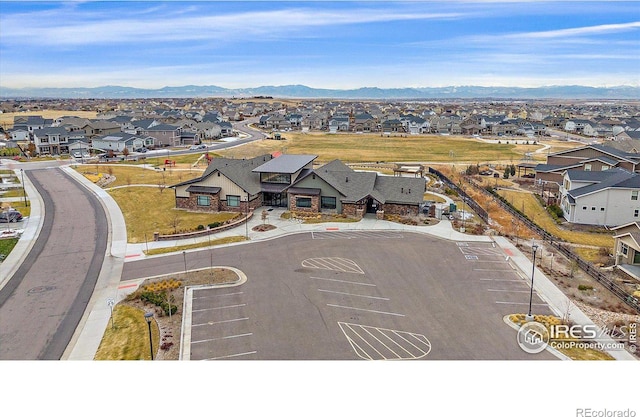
289,194,320,213
220,195,263,213
175,193,221,212
342,203,366,218
383,203,419,216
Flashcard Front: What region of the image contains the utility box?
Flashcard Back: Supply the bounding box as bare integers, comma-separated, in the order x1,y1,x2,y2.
450,203,457,212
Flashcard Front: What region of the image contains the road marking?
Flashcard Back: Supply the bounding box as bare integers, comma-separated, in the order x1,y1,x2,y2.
206,351,257,360
309,276,376,286
193,291,243,300
318,289,389,300
487,289,531,293
192,317,249,327
495,301,548,306
479,278,522,282
302,257,364,274
472,268,512,272
192,303,246,312
327,304,405,317
117,283,137,289
338,322,431,360
192,333,253,344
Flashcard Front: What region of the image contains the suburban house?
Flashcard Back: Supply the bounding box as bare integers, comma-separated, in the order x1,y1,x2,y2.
535,144,640,187
559,168,640,226
143,123,182,147
92,133,153,153
171,154,425,217
31,127,88,155
611,222,640,281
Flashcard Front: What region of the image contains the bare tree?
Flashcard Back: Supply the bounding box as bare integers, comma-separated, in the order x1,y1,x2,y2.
261,209,269,225
170,215,181,234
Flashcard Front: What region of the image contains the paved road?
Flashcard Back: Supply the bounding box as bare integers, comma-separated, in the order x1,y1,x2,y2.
123,232,556,360
0,168,108,359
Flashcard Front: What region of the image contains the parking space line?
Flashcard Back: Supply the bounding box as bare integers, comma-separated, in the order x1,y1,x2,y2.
495,301,548,306
318,289,389,300
327,304,405,317
393,331,431,357
360,326,402,359
192,303,246,313
472,268,512,272
192,333,253,344
487,289,530,293
192,317,249,327
193,291,243,300
479,278,522,282
347,326,388,359
207,351,257,360
310,276,376,286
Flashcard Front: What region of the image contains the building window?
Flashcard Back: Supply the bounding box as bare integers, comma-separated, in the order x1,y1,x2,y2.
197,195,210,206
321,196,337,210
227,195,240,207
584,164,592,171
635,209,639,218
296,197,312,208
620,242,629,256
582,206,587,210
632,191,638,201
601,166,609,171
600,207,605,211
592,207,596,211
260,172,291,184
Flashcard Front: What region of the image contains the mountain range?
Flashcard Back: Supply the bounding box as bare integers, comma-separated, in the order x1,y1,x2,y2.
1,84,638,100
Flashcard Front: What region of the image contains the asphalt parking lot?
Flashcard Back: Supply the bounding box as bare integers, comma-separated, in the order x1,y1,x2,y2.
123,231,556,360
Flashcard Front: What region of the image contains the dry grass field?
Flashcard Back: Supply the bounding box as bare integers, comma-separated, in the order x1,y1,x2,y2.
0,110,98,129
497,189,614,248
219,130,584,165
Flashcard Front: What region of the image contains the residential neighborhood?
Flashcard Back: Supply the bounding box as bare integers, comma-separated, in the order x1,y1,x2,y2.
3,97,640,158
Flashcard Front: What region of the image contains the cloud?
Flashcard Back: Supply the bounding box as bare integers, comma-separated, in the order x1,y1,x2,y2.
0,4,465,46
508,21,640,39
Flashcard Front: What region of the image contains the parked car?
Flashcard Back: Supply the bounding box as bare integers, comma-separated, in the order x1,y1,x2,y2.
0,210,23,223
189,144,207,150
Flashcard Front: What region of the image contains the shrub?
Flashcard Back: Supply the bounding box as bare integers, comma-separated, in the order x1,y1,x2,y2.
578,284,594,291
208,222,222,228
196,224,205,230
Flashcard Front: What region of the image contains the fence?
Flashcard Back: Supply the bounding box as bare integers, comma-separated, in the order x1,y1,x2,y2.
428,167,489,223
473,180,640,314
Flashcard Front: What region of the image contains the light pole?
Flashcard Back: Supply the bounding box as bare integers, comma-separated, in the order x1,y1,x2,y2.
144,312,154,360
20,169,27,207
182,250,187,274
526,242,539,322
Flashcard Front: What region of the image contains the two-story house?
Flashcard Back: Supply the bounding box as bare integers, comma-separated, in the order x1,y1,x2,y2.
559,168,640,226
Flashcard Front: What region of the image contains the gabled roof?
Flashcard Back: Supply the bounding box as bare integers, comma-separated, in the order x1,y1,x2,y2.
146,123,180,131
551,143,639,164
535,163,582,173
567,169,638,198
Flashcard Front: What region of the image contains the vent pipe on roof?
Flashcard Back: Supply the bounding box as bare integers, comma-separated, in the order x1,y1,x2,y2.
401,187,404,193
346,176,349,182
409,189,411,194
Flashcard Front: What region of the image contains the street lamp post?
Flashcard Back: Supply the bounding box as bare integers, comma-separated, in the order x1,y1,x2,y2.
20,169,27,207
526,243,539,322
144,312,154,360
182,250,187,274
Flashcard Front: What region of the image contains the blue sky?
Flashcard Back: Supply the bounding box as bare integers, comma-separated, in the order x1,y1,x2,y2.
0,1,638,89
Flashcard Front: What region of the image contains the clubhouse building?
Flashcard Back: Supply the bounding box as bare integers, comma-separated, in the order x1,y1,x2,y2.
171,154,425,217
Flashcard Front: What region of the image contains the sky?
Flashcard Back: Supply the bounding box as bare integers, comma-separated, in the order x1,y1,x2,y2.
0,0,639,89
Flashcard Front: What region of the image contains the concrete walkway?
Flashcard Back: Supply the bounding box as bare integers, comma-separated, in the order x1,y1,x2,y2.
2,164,636,360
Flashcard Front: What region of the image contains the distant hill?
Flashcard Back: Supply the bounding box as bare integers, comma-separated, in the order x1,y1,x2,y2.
1,84,638,99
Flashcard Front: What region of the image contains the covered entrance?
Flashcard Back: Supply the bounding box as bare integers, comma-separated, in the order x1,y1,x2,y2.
366,197,381,213
263,192,287,207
